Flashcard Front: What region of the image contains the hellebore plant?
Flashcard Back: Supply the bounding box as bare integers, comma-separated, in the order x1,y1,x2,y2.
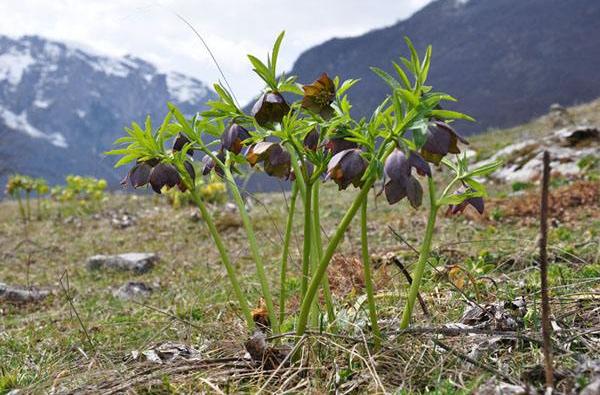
108,32,501,348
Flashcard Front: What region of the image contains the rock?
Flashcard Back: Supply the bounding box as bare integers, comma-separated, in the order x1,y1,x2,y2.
86,253,158,274
131,342,202,364
113,281,153,300
474,125,599,183
111,213,135,229
475,380,527,395
0,282,50,303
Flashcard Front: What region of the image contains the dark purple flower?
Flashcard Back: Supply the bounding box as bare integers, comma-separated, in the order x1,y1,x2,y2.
122,159,159,188
201,151,226,177
420,121,469,165
303,129,319,151
446,189,485,215
222,123,250,154
247,142,291,179
149,163,180,194
325,137,358,156
173,133,193,156
251,92,290,126
302,73,335,119
382,149,429,208
326,148,367,190
177,160,197,192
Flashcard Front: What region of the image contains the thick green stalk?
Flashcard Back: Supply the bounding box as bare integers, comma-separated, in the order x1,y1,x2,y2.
300,182,313,300
295,142,397,337
296,180,374,336
361,198,381,348
312,183,335,324
400,176,438,329
190,191,254,331
223,166,279,333
279,182,299,328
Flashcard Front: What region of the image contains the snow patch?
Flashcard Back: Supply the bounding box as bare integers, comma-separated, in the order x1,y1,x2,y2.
0,107,68,148
33,99,52,109
89,57,131,78
76,109,86,118
43,42,63,60
0,48,35,85
166,72,207,103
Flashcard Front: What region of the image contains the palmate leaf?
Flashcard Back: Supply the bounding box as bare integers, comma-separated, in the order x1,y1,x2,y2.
404,36,421,71
114,153,139,168
337,78,360,97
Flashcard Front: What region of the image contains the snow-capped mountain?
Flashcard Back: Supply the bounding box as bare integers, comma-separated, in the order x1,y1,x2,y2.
0,35,216,188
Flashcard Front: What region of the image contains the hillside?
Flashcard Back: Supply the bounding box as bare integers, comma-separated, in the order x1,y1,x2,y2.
0,35,216,187
1,98,599,393
288,0,600,135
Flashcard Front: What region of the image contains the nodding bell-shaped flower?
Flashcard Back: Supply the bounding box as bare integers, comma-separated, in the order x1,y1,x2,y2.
302,73,335,119
172,133,193,156
326,148,367,190
177,160,196,192
325,137,358,156
222,123,250,154
383,149,430,208
420,121,469,165
246,142,291,179
303,128,319,151
201,151,226,177
122,158,159,188
149,162,181,194
251,91,290,126
446,188,485,215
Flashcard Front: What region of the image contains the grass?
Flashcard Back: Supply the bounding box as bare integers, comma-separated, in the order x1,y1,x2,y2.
1,100,599,393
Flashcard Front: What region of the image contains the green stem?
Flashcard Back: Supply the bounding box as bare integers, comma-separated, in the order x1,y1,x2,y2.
361,198,381,349
400,176,438,329
312,182,335,324
295,142,397,337
296,180,373,336
25,192,31,222
279,181,298,329
223,165,279,333
16,194,26,224
300,182,313,300
190,190,254,331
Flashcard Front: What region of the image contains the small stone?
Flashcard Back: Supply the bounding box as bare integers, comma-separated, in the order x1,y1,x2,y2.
86,253,158,274
113,281,153,300
0,282,50,303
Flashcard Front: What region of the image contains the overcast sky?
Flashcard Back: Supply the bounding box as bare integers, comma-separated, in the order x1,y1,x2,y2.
0,0,432,103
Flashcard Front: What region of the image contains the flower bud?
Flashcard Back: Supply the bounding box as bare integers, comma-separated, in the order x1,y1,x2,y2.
446,188,485,215
303,129,319,151
173,133,193,156
325,137,358,156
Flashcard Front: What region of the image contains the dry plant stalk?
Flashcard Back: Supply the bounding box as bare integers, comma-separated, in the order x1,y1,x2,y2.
539,151,554,391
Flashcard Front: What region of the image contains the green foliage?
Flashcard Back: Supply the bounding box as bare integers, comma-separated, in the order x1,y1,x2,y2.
108,32,499,344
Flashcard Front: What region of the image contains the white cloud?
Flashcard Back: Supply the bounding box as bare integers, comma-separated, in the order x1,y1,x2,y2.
0,0,432,103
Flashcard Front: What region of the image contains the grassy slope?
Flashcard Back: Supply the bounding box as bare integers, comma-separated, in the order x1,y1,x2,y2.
0,100,599,394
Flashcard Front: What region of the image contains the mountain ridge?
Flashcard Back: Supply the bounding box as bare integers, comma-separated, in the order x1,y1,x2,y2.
287,0,600,135
0,34,216,187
